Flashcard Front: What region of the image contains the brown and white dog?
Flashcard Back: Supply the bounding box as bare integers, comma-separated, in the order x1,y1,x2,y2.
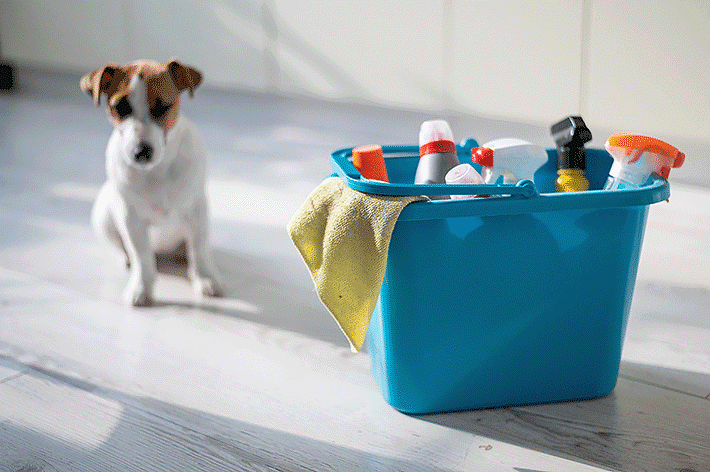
81,59,222,306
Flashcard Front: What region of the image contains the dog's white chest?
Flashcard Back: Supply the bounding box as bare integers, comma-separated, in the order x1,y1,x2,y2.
125,162,194,221
141,177,174,219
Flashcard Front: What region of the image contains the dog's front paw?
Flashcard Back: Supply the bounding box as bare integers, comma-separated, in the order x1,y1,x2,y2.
124,280,154,307
194,276,223,298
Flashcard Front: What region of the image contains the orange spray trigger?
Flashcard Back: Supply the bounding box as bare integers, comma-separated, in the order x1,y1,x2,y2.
604,134,685,190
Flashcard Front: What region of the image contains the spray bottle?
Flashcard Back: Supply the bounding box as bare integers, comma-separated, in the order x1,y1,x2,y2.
471,147,496,183
551,116,592,192
415,120,461,199
477,138,548,184
603,133,685,190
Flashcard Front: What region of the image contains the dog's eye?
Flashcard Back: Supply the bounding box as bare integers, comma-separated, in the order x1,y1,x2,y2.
150,99,173,119
113,98,133,118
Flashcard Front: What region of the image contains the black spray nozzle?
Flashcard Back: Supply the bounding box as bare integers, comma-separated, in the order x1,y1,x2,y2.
551,116,592,148
551,116,592,170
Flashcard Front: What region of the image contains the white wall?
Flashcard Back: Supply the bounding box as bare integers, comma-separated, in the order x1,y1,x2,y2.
2,0,709,144
1,0,269,91
585,0,710,141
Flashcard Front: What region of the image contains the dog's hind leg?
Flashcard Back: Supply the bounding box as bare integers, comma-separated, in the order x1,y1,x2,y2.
92,183,130,267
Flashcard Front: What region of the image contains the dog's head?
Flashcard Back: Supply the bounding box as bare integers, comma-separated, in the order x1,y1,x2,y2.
80,59,202,168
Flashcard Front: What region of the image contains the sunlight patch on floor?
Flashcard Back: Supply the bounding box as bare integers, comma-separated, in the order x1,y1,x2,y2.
207,179,307,228
51,182,100,202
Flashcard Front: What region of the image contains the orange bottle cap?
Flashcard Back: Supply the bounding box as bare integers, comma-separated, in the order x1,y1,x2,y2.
352,144,389,182
605,133,685,168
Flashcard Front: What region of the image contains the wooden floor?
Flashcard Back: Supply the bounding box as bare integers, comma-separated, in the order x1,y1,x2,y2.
1,65,709,471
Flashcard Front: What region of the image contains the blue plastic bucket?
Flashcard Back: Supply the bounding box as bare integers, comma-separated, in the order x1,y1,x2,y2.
330,139,669,414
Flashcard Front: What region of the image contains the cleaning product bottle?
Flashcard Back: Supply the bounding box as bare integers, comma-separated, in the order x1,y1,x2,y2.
415,120,460,199
471,146,495,183
445,163,485,199
603,133,685,190
352,144,389,182
551,116,592,192
478,138,548,184
469,147,496,197
470,146,516,185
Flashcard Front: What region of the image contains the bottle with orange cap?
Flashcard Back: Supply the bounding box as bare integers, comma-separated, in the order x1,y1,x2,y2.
603,133,685,190
352,144,389,182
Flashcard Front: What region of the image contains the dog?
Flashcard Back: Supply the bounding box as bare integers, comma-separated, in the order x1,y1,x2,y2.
81,59,222,306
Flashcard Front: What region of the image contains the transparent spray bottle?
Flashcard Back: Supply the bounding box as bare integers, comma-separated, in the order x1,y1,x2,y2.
603,134,685,190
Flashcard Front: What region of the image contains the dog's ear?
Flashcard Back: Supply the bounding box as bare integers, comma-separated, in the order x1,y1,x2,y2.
80,64,125,106
167,60,202,97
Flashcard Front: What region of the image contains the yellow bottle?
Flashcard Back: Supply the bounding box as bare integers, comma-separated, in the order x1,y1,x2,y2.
555,168,589,192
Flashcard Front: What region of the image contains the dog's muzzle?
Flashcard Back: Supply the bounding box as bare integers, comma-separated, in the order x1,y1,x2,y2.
133,142,154,163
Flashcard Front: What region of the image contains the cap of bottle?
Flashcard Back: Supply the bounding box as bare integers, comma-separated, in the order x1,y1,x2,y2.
551,116,592,170
445,163,485,199
352,144,389,182
419,120,456,157
551,116,592,147
605,133,684,179
470,147,494,168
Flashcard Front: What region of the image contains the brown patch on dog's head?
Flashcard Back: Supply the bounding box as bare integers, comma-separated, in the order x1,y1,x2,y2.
167,60,202,97
144,60,202,131
80,60,203,132
80,64,126,107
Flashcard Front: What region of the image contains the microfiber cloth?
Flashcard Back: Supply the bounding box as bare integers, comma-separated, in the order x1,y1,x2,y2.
288,176,425,352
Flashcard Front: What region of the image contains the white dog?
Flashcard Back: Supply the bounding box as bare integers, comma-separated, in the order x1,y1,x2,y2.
81,59,222,306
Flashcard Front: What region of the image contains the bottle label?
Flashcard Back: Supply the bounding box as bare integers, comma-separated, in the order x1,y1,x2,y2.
420,140,456,157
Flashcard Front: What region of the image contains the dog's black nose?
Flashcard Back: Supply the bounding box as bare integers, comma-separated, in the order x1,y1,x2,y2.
133,143,153,163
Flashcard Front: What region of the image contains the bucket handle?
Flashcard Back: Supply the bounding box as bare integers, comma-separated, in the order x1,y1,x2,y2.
330,145,539,199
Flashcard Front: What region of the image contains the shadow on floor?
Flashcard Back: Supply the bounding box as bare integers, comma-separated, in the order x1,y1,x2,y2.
152,248,348,349
412,370,709,472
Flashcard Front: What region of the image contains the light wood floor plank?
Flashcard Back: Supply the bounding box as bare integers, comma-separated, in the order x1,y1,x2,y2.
621,320,710,398
0,358,26,384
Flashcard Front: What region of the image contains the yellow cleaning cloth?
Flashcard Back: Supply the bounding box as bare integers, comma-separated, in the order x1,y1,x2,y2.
288,176,425,351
